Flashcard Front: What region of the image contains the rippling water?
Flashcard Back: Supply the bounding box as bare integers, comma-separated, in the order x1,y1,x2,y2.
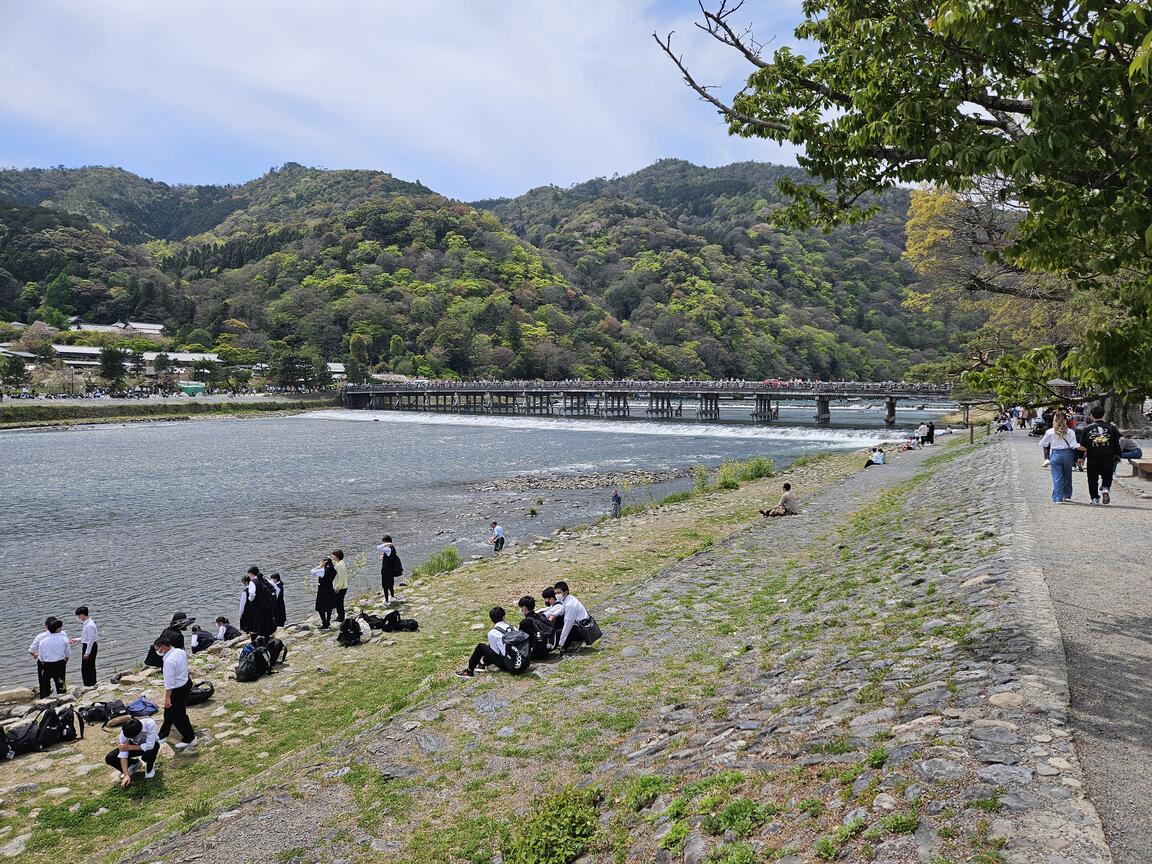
0,403,951,686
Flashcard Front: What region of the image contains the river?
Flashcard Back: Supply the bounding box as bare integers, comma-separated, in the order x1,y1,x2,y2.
0,402,952,687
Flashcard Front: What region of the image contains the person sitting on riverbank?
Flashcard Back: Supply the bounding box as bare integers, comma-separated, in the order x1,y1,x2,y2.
547,581,589,653
863,448,885,468
454,607,527,677
29,617,70,698
760,483,799,517
518,595,558,658
189,625,216,653
215,616,242,641
1119,433,1144,465
541,586,563,635
104,717,159,786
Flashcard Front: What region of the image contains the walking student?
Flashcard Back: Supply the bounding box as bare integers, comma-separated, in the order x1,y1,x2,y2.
332,550,349,622
378,535,403,604
104,717,160,786
1039,412,1083,503
75,606,99,687
1079,405,1121,504
489,521,506,553
29,617,70,697
153,635,196,750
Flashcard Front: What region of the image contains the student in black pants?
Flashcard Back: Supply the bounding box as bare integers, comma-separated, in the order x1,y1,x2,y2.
75,606,99,687
30,618,70,697
455,607,523,677
104,717,160,786
153,636,196,749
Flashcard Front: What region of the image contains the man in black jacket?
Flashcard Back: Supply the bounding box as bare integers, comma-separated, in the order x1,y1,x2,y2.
1079,405,1122,504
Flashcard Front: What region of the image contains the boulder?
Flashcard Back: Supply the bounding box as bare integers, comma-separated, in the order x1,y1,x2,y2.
0,688,34,706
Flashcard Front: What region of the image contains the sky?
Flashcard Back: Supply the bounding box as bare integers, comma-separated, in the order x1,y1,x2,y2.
0,0,804,201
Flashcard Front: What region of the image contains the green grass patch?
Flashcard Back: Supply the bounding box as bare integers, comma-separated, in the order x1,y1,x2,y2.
504,787,600,864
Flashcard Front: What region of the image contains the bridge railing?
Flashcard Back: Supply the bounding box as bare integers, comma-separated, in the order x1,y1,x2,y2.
341,379,955,397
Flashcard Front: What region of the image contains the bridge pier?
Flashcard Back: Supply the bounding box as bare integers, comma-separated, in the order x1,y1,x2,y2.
646,393,679,418
815,396,831,425
602,392,630,417
490,392,518,414
524,392,554,415
752,394,778,422
885,396,897,426
562,391,592,415
698,392,720,420
459,392,486,414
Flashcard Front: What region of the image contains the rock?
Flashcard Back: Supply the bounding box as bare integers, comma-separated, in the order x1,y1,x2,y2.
914,820,940,863
681,831,708,864
913,759,965,783
415,732,449,753
988,692,1024,709
280,695,298,703
970,726,1021,746
0,688,34,705
42,787,70,797
976,765,1033,786
0,833,31,858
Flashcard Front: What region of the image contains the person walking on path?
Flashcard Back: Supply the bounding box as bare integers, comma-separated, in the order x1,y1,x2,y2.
331,550,349,623
74,606,98,687
1039,412,1084,503
377,535,403,605
489,520,506,553
153,635,196,750
29,617,69,697
1079,405,1122,504
611,489,622,519
312,557,338,629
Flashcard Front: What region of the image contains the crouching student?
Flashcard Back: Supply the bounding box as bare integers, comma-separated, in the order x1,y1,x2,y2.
105,717,160,786
546,581,589,653
189,625,217,653
455,607,527,677
215,616,242,641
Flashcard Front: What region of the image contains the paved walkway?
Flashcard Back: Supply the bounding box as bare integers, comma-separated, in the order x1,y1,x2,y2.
1009,434,1152,864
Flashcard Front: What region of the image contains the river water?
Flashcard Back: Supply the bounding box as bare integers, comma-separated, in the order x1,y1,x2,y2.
0,403,951,687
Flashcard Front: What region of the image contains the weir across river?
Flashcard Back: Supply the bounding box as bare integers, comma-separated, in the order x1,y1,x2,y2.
341,381,955,425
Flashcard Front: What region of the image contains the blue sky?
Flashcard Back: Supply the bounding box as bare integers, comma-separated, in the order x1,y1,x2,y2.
0,1,803,201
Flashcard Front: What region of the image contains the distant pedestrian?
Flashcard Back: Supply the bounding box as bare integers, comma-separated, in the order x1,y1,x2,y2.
377,535,403,604
926,421,936,445
1039,412,1083,503
153,635,196,750
30,617,69,697
916,422,929,444
611,489,622,519
74,606,98,687
489,520,506,553
1079,405,1121,504
313,557,338,629
331,550,349,623
269,573,287,627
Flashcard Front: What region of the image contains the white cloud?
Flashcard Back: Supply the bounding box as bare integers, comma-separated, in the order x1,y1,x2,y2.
0,0,805,198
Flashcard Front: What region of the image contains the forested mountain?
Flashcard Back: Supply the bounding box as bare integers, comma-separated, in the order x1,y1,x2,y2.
0,160,958,380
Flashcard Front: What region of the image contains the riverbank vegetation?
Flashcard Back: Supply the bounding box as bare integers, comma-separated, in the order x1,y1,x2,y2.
0,397,337,428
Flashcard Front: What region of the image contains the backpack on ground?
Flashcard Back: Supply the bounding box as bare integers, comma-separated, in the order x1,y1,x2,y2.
127,697,159,717
187,681,215,706
337,617,362,647
55,705,83,742
576,616,603,645
36,707,66,748
496,623,531,674
361,612,388,630
6,719,41,756
396,618,419,632
236,645,272,681
522,616,557,659
379,610,401,632
79,699,129,728
266,637,288,666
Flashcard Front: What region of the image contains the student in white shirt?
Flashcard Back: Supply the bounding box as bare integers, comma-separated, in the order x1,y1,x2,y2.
74,606,99,687
455,607,524,677
331,550,349,623
489,521,506,552
29,618,70,697
153,636,196,749
551,581,589,652
104,717,160,785
215,616,241,641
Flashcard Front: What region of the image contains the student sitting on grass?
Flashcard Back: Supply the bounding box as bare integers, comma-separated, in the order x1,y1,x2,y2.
545,581,589,653
517,595,558,658
759,483,799,517
455,607,527,677
104,717,160,786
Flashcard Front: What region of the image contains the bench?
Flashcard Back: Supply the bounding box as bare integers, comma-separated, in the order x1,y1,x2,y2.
1132,458,1152,481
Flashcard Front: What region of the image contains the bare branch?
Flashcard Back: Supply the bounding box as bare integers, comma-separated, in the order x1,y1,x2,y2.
651,31,789,134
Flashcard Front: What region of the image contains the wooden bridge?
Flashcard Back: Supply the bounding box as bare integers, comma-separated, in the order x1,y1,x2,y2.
340,381,954,425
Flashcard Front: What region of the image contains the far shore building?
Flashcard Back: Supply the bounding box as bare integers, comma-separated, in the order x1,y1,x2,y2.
69,319,166,338
50,344,219,374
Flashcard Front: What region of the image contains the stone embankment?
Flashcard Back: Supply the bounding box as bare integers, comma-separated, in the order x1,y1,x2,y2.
471,468,689,492
0,438,1117,864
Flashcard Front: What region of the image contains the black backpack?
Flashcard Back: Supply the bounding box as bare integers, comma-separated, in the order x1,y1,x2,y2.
187,681,215,706
6,720,40,756
236,645,271,682
37,708,66,748
396,618,419,632
521,616,557,659
361,612,388,630
55,705,83,742
78,699,129,728
337,617,362,647
266,638,288,666
379,610,401,632
495,623,531,674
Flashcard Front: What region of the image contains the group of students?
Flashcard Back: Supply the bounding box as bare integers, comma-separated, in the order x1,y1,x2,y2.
27,607,100,696
311,538,404,628
456,581,590,677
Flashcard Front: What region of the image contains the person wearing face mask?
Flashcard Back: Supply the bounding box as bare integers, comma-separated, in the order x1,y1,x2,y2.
153,635,196,751
544,581,589,653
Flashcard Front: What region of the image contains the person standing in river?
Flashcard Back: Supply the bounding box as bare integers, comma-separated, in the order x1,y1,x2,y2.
331,550,349,622
313,557,338,629
378,535,403,604
489,520,506,553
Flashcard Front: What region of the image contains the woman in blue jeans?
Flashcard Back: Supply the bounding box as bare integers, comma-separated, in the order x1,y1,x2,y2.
1039,412,1084,502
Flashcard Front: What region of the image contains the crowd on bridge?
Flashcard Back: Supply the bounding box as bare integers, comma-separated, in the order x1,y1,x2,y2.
346,377,954,395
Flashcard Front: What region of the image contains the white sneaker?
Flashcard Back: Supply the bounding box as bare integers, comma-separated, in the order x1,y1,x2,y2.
1042,459,1050,467
175,737,198,750
156,738,168,749
144,768,156,779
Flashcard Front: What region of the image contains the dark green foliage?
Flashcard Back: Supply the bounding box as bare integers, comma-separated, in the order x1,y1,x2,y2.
503,788,600,864
0,160,963,379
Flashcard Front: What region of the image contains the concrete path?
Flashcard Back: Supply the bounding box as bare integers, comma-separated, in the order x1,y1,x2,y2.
1009,434,1152,864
